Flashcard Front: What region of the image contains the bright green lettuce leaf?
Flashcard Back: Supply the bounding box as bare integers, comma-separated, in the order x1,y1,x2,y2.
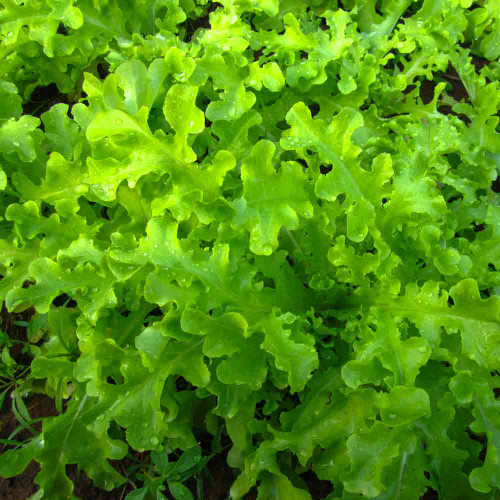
0,1,499,499
256,308,318,394
232,139,314,255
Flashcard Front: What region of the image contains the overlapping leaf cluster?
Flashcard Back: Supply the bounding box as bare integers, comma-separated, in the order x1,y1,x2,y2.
0,0,499,498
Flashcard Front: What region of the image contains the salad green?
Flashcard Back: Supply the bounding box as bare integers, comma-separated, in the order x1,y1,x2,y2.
0,0,499,498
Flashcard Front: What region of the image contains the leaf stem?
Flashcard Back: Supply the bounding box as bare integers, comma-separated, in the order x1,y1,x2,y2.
280,227,302,253
115,302,154,347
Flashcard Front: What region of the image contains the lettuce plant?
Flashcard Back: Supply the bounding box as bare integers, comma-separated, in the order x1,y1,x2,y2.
0,0,499,498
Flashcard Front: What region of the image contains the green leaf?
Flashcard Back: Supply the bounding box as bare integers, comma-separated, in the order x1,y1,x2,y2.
168,481,194,500
0,388,9,412
151,450,172,476
1,3,499,500
258,309,318,393
32,389,127,496
0,80,22,121
0,438,43,478
342,423,403,497
163,84,204,159
378,386,431,427
181,309,248,358
0,116,41,162
40,104,82,161
257,473,312,500
233,140,314,255
125,487,149,500
172,447,202,474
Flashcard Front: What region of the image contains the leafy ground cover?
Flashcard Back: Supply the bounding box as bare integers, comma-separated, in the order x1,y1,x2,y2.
0,0,500,499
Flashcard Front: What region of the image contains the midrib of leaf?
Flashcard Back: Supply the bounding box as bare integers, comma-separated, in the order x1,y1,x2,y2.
38,183,88,202
61,394,89,450
395,451,408,500
377,302,499,327
331,295,499,329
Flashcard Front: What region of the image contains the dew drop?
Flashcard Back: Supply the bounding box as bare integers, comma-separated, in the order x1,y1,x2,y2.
389,413,396,419
189,120,195,128
7,31,13,38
